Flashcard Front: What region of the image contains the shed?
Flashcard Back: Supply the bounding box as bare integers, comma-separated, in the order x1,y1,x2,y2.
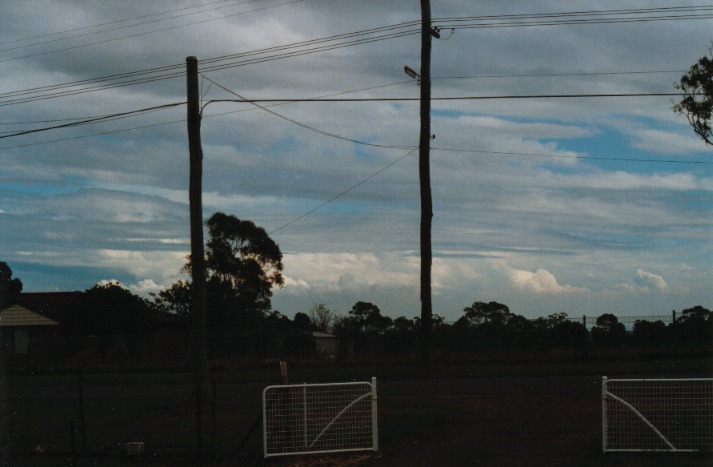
312,331,339,357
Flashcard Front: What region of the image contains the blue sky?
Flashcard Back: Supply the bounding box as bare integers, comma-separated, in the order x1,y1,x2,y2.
1,0,712,321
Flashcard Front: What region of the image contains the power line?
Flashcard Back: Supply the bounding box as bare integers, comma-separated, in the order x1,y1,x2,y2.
0,0,253,49
201,75,413,150
202,92,681,104
4,5,710,107
0,102,184,140
0,0,306,64
0,90,684,143
431,147,713,165
434,5,713,30
0,23,419,108
269,148,418,235
432,69,686,81
0,78,416,150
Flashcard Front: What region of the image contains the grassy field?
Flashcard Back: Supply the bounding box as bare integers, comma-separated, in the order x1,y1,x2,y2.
2,351,711,465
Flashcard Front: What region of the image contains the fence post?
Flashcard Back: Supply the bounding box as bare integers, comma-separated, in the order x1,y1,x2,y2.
601,376,608,453
672,309,676,323
303,383,308,449
582,315,587,328
77,367,86,451
371,377,379,451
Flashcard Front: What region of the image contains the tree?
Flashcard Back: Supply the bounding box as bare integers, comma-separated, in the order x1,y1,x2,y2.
0,262,23,309
632,319,667,347
460,301,515,327
670,305,712,346
674,46,713,145
346,301,392,336
293,312,312,330
590,313,627,346
73,281,152,336
159,212,284,323
309,303,335,333
151,279,192,318
203,212,284,316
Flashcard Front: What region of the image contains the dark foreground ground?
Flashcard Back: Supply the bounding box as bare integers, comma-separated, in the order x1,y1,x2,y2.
257,376,711,467
4,372,712,466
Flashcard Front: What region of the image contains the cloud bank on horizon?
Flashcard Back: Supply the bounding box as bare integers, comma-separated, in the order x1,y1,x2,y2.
1,0,711,320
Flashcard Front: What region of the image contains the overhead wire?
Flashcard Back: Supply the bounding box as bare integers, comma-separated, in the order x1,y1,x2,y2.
433,5,713,30
431,147,713,165
0,0,255,50
268,148,419,235
4,5,712,107
0,23,420,108
200,75,414,150
0,0,306,64
0,102,184,140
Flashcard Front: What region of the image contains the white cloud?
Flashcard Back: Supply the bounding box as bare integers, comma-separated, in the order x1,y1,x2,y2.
502,264,588,295
281,252,419,295
630,129,709,155
3,0,712,321
634,269,668,291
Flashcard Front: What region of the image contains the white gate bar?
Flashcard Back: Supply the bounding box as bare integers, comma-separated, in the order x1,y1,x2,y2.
602,376,713,453
262,378,378,458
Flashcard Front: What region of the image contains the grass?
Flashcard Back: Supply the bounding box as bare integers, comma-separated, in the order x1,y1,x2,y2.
2,350,710,464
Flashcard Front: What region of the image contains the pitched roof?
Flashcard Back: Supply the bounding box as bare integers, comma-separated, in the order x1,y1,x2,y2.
0,304,59,327
17,291,84,323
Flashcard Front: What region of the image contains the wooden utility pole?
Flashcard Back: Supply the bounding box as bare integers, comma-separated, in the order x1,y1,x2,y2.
186,55,209,462
418,0,433,367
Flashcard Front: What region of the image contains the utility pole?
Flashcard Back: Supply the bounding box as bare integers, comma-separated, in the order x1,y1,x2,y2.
186,56,209,462
418,0,433,367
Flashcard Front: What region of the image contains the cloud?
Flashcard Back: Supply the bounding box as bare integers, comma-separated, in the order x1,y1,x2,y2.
630,129,709,155
281,252,419,295
504,265,588,295
3,0,712,322
634,269,668,290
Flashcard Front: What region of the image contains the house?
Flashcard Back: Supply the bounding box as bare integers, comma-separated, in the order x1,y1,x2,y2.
0,303,59,355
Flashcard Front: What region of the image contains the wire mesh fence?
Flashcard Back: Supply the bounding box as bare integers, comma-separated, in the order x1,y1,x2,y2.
262,378,378,458
602,377,713,452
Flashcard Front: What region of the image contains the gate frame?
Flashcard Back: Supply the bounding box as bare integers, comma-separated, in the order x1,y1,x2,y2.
602,376,713,453
262,377,378,458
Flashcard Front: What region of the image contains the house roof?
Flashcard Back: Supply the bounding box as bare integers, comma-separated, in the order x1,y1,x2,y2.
0,304,59,327
17,291,84,323
312,332,337,338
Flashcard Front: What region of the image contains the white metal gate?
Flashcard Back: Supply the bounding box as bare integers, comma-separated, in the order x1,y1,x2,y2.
602,376,713,452
262,377,378,458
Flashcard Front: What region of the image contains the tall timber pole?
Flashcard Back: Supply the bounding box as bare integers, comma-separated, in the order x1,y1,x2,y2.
418,0,433,367
186,55,208,462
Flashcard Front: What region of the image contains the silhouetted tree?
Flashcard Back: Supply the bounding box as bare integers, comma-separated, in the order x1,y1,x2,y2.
203,212,284,318
532,313,589,350
309,303,335,334
670,305,712,346
151,279,191,318
345,301,392,336
293,312,312,330
0,262,23,309
632,320,667,347
154,212,284,356
591,313,627,346
460,301,515,326
674,45,713,145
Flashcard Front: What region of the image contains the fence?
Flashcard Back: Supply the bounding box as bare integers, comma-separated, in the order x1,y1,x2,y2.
602,377,713,452
262,378,378,458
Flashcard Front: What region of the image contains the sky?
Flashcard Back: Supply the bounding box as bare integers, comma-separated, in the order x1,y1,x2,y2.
1,0,712,322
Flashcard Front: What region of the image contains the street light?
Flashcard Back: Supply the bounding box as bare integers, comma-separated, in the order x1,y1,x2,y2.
404,66,421,84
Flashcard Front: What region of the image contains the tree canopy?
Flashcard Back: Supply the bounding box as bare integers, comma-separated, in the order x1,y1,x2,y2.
0,262,23,309
674,45,713,145
157,212,284,321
